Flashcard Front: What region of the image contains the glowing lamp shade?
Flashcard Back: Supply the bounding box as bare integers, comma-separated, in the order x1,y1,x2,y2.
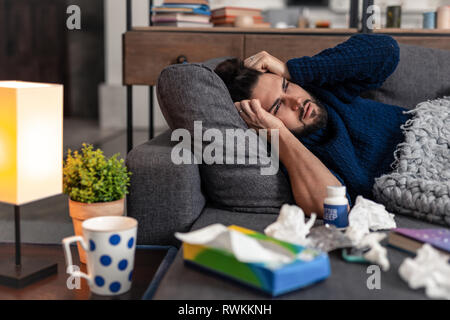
0,81,63,206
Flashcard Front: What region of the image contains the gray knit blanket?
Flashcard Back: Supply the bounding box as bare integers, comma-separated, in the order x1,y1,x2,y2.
373,97,450,226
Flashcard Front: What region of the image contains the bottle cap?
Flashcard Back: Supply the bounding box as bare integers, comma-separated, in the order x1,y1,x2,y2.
327,186,346,197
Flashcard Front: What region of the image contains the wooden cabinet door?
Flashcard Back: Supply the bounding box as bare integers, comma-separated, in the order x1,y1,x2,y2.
124,32,244,85
245,34,352,62
391,36,450,51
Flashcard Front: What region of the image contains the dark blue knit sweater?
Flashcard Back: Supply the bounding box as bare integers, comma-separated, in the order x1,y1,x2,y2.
286,34,411,204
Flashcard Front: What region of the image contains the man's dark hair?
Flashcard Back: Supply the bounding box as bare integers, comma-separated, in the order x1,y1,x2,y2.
214,58,262,102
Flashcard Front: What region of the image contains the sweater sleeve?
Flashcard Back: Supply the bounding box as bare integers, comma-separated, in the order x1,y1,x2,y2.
286,34,399,97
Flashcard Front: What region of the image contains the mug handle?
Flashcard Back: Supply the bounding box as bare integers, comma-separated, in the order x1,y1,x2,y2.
62,235,93,285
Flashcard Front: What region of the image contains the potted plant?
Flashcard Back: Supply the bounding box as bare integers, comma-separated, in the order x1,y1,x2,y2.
63,143,131,263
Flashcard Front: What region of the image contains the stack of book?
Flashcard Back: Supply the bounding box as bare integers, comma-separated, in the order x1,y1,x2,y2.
151,0,212,28
211,7,270,28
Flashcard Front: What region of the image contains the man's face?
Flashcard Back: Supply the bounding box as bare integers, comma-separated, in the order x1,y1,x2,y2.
251,73,328,136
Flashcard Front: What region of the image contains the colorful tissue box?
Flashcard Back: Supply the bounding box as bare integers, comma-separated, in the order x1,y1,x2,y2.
182,225,331,296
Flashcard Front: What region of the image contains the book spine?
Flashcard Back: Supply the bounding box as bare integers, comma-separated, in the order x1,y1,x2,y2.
211,8,262,18
164,0,209,5
159,3,210,9
152,8,211,16
152,17,211,23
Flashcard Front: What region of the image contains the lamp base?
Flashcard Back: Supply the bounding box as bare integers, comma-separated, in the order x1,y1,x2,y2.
0,257,57,288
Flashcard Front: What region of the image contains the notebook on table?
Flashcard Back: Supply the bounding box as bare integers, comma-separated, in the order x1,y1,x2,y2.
388,228,450,257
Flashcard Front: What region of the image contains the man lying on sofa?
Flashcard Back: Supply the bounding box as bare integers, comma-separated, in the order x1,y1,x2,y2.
215,34,410,217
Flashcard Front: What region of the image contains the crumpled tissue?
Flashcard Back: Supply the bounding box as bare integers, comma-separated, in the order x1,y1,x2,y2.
345,196,396,243
357,232,390,271
344,196,397,271
399,244,450,300
264,204,316,246
175,224,295,265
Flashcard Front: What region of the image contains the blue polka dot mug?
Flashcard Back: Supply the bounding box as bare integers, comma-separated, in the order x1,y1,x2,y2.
62,216,137,296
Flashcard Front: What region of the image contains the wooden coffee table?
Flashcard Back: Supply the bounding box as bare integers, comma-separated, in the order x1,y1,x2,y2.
0,243,176,300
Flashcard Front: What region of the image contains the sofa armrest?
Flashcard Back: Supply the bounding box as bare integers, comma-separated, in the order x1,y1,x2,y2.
126,130,206,246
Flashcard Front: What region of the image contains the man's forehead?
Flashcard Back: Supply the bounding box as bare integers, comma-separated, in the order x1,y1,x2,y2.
259,73,282,86
252,73,283,109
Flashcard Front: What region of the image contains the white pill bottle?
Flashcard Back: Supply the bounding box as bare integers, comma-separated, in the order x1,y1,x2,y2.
323,186,349,228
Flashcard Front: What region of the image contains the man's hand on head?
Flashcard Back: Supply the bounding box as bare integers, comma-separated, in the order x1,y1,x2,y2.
244,51,291,80
234,99,286,133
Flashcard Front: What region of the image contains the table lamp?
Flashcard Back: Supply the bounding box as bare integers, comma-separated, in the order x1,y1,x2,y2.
0,81,63,288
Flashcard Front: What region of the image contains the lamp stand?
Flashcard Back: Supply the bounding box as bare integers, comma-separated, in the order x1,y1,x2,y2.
0,205,58,288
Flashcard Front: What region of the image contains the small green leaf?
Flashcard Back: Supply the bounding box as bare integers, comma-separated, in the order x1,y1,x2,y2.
62,143,132,203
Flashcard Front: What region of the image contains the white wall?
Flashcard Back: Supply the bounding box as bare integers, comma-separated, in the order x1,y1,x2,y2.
100,0,167,132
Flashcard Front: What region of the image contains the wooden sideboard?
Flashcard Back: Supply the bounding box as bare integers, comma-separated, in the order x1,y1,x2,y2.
123,27,450,86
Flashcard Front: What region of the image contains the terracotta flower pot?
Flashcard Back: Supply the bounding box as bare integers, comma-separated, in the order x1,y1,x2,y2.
68,198,125,264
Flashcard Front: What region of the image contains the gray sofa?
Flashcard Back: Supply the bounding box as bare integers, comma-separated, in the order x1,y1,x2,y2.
126,43,450,299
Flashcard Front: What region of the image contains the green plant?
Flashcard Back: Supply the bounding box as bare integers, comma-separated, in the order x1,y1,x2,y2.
63,143,131,203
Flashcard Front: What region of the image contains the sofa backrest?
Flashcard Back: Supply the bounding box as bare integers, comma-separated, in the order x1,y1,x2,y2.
361,43,450,109
206,44,450,110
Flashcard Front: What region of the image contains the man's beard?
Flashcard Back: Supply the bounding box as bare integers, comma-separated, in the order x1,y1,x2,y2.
292,97,328,138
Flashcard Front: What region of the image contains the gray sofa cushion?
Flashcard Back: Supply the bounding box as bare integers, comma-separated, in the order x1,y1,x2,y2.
361,44,450,108
157,62,294,214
